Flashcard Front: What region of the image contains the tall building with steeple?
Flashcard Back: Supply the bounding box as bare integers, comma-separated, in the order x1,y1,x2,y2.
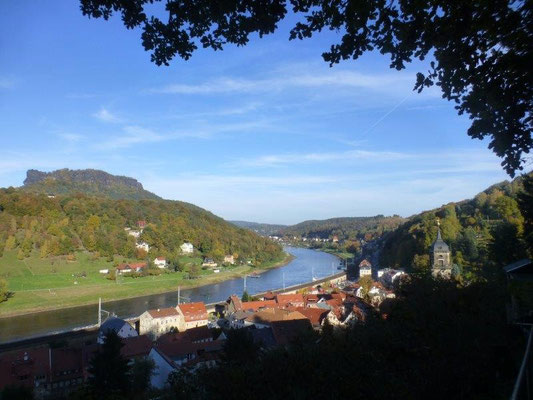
432,221,451,271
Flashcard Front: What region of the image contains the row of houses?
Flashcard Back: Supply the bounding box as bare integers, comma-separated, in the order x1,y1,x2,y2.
139,302,209,337
1,275,384,396
223,289,370,331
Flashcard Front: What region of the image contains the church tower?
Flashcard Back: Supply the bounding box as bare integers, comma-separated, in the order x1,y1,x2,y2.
432,220,451,271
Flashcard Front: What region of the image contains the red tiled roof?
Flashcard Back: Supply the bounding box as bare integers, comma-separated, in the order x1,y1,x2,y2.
158,326,212,345
275,294,304,307
50,348,83,382
240,300,277,312
121,335,152,359
291,307,330,326
263,291,276,301
117,262,147,270
0,347,50,388
157,338,222,359
245,308,307,325
229,295,242,311
156,257,165,261
178,302,208,322
304,294,319,304
147,307,180,319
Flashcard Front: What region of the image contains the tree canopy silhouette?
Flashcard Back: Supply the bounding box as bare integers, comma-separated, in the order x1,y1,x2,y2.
80,0,532,176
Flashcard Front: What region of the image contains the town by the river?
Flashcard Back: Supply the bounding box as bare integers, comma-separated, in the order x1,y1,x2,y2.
0,247,341,343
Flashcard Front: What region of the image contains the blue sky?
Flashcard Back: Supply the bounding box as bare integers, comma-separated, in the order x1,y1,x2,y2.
0,1,513,224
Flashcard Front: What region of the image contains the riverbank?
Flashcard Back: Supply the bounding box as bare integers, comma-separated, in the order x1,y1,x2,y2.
0,252,293,318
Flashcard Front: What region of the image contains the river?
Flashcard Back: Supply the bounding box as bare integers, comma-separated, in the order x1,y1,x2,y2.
0,247,341,344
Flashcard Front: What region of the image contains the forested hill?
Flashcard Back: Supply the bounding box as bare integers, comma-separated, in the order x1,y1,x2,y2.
380,173,533,278
229,221,287,236
21,169,161,200
0,190,283,265
279,216,406,240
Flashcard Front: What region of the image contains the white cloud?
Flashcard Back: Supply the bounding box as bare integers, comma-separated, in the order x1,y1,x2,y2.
150,69,418,96
231,149,412,167
93,107,121,123
0,77,15,89
95,119,273,150
58,133,85,143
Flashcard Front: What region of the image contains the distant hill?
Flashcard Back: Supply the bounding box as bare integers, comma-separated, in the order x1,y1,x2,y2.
379,172,532,276
279,216,406,241
229,221,287,236
0,169,283,266
21,169,161,200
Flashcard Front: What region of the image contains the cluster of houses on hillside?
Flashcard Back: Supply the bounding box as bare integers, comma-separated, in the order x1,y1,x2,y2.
119,221,237,276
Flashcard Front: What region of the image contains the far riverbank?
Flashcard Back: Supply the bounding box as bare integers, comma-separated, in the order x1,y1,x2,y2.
0,252,293,318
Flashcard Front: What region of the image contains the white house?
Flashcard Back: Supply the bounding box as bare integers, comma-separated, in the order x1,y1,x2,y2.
202,258,218,268
139,308,184,337
149,347,176,389
359,259,372,277
97,317,138,344
128,230,141,239
223,255,235,265
180,242,194,254
177,302,208,330
136,242,150,252
154,257,167,269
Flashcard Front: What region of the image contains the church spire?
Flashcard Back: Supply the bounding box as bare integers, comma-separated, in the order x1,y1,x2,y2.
436,218,442,240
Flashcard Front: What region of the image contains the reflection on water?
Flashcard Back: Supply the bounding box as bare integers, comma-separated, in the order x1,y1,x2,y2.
0,247,340,343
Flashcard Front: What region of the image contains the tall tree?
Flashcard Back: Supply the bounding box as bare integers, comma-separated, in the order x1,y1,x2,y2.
517,173,533,255
80,0,532,176
0,278,9,303
87,330,131,399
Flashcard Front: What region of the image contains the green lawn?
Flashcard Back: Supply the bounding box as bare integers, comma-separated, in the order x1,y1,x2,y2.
0,250,291,316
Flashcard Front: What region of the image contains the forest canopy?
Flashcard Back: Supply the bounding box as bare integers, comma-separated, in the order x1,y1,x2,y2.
0,189,283,264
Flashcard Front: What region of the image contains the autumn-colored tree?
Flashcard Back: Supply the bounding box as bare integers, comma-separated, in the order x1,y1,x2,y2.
0,278,9,303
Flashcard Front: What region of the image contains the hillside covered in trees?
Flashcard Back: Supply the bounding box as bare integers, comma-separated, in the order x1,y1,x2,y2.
229,221,288,236
0,175,283,265
279,216,406,241
22,169,161,200
380,173,533,279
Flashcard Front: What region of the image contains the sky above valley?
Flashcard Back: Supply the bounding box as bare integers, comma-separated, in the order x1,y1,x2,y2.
0,1,518,224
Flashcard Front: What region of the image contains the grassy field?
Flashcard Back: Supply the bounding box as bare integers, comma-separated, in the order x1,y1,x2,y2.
0,250,291,317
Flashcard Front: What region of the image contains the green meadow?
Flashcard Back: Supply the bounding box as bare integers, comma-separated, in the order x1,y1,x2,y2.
0,250,290,316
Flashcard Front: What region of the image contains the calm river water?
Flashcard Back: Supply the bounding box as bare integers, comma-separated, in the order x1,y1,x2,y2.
0,247,341,343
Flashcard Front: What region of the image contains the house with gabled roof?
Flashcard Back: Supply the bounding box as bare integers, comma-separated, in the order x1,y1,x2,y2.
116,262,147,275
241,300,277,312
97,317,138,344
245,308,308,329
275,293,305,308
139,307,184,338
177,302,208,329
154,257,167,268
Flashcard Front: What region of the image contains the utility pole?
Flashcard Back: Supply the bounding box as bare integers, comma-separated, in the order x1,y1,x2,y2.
98,297,109,326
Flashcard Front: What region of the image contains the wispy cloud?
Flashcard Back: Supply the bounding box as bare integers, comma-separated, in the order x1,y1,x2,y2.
0,77,16,89
93,107,122,123
96,119,273,150
150,69,416,96
231,149,412,167
58,133,85,143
